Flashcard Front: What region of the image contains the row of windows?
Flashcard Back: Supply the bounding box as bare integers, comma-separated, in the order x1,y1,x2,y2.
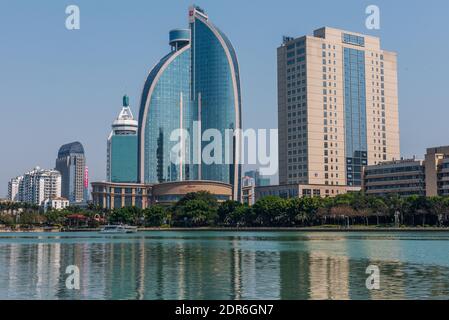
365,175,425,183
367,184,425,191
287,56,306,65
287,87,307,95
288,172,308,179
365,166,424,176
287,103,307,110
441,163,449,169
342,33,365,47
286,39,305,51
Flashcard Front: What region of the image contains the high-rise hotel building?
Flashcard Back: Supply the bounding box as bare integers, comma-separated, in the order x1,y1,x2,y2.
278,27,400,187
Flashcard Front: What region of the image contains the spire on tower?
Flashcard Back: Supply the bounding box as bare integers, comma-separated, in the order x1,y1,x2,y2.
123,95,130,107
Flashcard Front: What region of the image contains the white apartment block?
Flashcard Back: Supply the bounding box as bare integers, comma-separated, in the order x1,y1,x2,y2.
7,167,62,205
43,197,70,212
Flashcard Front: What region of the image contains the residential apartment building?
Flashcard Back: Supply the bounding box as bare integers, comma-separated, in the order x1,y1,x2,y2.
7,167,62,205
42,197,70,212
278,27,400,188
7,176,23,202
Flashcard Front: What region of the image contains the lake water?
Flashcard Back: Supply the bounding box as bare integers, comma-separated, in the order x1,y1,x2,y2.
0,231,449,300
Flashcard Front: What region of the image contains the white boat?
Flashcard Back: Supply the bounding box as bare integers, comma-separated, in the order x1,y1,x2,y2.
100,225,138,234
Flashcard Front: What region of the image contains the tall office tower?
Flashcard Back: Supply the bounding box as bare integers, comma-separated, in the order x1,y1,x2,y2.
138,6,242,199
55,142,86,203
8,167,61,205
107,95,138,183
278,27,400,187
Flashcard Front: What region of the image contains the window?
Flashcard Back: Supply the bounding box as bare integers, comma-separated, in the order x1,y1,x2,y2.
342,33,365,47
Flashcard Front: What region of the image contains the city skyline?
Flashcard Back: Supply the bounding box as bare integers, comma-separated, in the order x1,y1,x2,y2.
2,0,449,197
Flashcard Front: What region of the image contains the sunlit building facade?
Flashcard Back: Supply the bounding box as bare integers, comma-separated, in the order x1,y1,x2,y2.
7,167,61,205
138,6,242,200
278,27,400,188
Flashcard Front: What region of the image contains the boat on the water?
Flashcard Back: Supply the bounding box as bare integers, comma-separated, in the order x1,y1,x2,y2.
100,225,138,234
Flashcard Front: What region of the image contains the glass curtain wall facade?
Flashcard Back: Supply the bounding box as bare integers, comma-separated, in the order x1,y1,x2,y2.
190,7,242,199
138,46,192,184
110,136,137,183
344,47,367,186
138,7,242,199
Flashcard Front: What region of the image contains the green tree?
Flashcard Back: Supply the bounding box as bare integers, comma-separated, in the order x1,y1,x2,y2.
172,192,219,227
144,205,169,227
18,212,44,226
368,197,389,225
109,207,142,225
429,197,449,227
44,210,66,225
217,201,242,226
174,199,217,227
253,196,288,227
385,194,405,225
401,196,430,226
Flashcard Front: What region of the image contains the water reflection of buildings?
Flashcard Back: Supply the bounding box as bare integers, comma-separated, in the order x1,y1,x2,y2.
359,240,405,300
308,251,349,300
231,239,281,300
1,234,449,300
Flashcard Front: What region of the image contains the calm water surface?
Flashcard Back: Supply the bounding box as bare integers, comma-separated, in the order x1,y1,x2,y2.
0,231,449,300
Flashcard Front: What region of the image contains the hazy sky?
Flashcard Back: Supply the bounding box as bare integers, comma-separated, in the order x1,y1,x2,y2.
1,0,448,197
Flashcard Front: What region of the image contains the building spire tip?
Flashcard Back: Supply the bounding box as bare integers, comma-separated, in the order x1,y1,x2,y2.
123,95,130,107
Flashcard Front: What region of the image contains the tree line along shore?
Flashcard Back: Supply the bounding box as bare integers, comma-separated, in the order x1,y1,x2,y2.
2,191,449,231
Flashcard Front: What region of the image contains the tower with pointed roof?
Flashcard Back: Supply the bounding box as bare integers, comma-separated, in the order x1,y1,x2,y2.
107,95,138,183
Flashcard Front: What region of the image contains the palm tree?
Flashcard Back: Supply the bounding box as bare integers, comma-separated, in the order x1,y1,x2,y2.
429,197,449,227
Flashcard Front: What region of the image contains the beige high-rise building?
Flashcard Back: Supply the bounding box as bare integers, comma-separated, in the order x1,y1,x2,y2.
424,146,449,197
278,27,400,187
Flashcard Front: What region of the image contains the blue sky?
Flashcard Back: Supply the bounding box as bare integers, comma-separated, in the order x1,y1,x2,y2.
1,0,448,196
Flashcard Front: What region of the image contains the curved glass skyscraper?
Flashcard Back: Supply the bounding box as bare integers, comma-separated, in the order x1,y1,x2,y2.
138,39,191,185
138,6,242,199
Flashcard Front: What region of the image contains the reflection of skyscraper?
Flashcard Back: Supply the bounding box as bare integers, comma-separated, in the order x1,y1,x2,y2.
279,250,310,300
107,95,138,183
309,251,349,300
56,141,86,203
138,6,242,199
